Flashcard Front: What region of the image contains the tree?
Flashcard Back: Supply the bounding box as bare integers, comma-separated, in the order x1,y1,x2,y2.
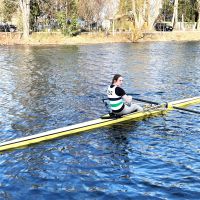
30,0,40,31
57,0,78,35
19,0,30,38
172,0,178,27
77,0,106,23
160,0,197,29
160,0,173,21
0,0,3,20
196,0,200,29
103,0,119,19
149,0,163,28
116,0,161,31
118,0,132,15
0,0,17,22
130,0,159,30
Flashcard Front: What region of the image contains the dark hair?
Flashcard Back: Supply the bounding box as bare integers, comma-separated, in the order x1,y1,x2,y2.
111,74,122,84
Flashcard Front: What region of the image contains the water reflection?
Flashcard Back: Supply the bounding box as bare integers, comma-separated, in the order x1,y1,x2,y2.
0,43,200,199
102,122,139,163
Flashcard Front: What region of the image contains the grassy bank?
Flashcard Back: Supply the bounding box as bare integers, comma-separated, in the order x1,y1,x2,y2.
139,31,200,42
0,32,132,45
1,31,200,45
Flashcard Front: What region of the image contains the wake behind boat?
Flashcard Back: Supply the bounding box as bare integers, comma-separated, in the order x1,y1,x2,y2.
0,96,200,152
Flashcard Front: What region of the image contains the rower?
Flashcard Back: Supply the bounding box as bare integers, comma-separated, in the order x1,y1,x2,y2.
107,74,143,116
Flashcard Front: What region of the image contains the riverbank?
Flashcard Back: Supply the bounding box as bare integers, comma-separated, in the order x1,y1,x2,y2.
0,32,132,45
140,31,200,42
1,31,200,45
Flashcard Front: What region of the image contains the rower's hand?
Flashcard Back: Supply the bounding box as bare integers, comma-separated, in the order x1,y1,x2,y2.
122,95,132,104
127,95,132,103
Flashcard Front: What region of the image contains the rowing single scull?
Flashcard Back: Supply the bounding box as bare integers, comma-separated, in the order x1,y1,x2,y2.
0,96,200,152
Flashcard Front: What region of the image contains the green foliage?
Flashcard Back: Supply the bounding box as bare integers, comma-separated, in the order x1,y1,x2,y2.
67,0,77,18
31,1,40,17
178,0,196,22
118,0,132,15
160,0,174,21
56,11,68,35
115,17,132,31
55,0,79,36
36,0,78,36
67,16,79,36
1,0,17,22
56,11,78,36
161,0,197,22
30,0,41,30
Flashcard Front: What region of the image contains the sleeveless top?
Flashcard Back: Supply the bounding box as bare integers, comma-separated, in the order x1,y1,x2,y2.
107,85,125,113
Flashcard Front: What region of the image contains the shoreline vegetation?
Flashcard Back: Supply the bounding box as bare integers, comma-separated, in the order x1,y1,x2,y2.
1,31,200,46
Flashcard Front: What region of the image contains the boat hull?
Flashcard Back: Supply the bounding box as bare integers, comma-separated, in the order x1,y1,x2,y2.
0,96,200,152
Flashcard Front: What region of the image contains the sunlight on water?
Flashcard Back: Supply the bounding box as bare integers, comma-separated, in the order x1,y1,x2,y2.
0,42,200,199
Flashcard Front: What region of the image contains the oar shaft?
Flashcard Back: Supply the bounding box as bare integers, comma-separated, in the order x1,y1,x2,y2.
130,95,200,115
131,97,160,105
127,94,160,105
103,96,160,105
103,95,200,115
173,106,200,114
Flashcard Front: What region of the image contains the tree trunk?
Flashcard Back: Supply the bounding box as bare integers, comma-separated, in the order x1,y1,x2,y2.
197,0,200,30
19,0,30,39
146,0,150,29
148,0,162,30
181,14,185,31
172,0,178,29
131,0,161,30
131,0,142,29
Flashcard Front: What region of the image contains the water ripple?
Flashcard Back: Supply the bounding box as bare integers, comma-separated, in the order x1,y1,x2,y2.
0,43,200,199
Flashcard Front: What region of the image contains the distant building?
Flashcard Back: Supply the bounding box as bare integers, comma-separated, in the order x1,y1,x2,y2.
102,20,110,30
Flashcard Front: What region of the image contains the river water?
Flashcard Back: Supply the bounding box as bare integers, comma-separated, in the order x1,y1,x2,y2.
0,42,200,199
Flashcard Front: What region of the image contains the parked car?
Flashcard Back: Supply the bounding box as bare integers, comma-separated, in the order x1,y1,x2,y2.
9,24,17,32
0,24,9,32
0,24,17,32
154,22,173,31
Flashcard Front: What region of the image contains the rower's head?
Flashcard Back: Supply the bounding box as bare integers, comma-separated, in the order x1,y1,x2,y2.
112,74,123,87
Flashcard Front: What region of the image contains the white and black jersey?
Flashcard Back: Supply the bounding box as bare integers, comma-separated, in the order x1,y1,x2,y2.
107,85,126,113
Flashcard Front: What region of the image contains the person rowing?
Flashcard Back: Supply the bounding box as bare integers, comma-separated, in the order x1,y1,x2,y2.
107,74,143,116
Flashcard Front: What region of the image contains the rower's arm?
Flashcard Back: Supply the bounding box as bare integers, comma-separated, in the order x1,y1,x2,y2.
122,94,132,103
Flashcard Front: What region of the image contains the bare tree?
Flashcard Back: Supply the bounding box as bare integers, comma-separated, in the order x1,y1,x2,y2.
196,0,200,30
19,0,30,38
77,0,105,22
172,0,178,28
102,0,119,35
103,0,119,19
0,0,4,20
131,0,149,29
150,0,162,29
131,0,162,30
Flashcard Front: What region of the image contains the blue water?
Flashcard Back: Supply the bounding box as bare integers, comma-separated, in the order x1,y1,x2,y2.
0,42,200,199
